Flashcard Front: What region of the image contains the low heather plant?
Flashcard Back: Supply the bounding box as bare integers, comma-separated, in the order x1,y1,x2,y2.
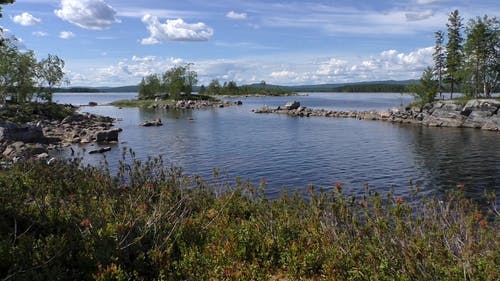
0,153,497,280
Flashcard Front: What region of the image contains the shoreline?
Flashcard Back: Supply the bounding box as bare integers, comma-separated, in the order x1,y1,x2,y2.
253,99,500,131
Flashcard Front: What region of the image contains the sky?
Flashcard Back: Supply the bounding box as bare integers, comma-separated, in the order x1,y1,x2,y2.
0,0,498,87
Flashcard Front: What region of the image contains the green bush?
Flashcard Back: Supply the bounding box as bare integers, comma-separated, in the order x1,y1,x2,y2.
0,153,498,280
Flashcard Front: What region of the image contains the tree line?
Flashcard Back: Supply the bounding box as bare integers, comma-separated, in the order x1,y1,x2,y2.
411,10,499,104
0,0,66,104
138,64,198,100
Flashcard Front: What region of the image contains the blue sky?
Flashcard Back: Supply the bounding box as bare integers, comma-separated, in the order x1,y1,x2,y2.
1,0,498,86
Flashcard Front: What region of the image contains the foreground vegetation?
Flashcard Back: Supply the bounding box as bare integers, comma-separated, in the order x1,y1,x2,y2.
0,154,497,280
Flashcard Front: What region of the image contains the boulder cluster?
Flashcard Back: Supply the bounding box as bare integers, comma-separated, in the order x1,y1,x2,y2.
254,99,500,131
1,112,121,161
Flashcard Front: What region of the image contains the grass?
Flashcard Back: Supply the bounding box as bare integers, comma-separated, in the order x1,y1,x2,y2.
0,152,498,280
0,102,76,124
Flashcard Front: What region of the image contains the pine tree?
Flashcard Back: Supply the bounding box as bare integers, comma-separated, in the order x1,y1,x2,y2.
463,16,499,98
433,30,445,99
445,10,464,99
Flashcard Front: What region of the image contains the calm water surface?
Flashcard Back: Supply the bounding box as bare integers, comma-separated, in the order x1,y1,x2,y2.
53,92,500,201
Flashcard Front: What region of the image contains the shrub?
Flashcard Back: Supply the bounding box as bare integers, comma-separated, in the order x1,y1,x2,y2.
0,154,498,280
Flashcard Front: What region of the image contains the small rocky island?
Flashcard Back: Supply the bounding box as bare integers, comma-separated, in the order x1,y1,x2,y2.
254,99,500,131
0,103,121,161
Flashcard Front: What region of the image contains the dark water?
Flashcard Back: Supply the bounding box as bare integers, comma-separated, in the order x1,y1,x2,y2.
53,93,500,202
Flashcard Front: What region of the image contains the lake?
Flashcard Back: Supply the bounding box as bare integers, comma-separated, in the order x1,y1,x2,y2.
53,92,500,202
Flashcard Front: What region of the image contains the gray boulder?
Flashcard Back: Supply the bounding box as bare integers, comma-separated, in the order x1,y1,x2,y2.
462,99,500,116
0,122,46,143
140,119,163,127
95,128,121,142
284,101,300,110
482,114,500,131
463,110,493,128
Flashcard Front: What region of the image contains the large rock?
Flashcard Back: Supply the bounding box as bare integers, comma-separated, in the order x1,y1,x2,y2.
95,128,121,142
284,101,300,110
0,122,46,143
482,114,500,131
463,110,493,128
462,99,500,116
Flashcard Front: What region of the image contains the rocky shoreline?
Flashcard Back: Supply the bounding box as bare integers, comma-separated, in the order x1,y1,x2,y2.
253,99,500,131
145,99,243,110
1,111,121,161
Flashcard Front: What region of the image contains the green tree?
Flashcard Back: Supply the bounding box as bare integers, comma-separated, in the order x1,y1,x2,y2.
36,54,65,102
138,74,161,99
433,30,445,98
445,10,464,99
0,0,14,18
162,64,197,100
206,79,221,95
0,42,18,103
408,67,437,105
463,16,499,98
11,50,37,103
0,0,15,46
224,81,239,95
198,85,206,95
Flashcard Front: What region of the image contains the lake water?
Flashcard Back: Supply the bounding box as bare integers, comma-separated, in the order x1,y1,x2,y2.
53,92,500,202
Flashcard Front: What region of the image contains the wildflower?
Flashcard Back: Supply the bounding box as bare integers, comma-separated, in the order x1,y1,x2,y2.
68,193,76,201
80,219,92,228
395,197,404,204
260,178,267,186
335,182,342,192
479,219,488,229
138,204,148,212
473,213,483,221
143,183,154,190
307,184,314,193
359,200,368,208
456,183,464,190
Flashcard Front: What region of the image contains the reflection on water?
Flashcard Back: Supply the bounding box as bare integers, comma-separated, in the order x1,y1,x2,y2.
52,93,499,204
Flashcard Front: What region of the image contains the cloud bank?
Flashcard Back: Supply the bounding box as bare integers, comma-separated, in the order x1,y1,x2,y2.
67,47,433,86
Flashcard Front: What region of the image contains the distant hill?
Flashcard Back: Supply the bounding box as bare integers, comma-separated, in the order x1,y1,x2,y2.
57,80,418,93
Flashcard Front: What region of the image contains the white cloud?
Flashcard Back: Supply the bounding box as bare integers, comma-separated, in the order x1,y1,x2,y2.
32,31,48,37
54,0,120,30
141,14,214,44
59,31,75,39
226,11,247,20
12,12,41,26
270,71,298,79
65,47,435,87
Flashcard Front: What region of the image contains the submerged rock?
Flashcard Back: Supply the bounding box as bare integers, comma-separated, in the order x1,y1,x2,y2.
89,146,111,154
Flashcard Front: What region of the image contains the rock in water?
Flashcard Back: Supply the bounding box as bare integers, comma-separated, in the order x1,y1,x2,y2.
140,119,163,127
95,128,121,142
284,101,300,110
89,146,111,154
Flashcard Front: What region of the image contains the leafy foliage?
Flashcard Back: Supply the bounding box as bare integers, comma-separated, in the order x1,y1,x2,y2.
138,65,197,100
407,67,437,105
0,40,66,104
202,79,294,96
0,154,497,280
